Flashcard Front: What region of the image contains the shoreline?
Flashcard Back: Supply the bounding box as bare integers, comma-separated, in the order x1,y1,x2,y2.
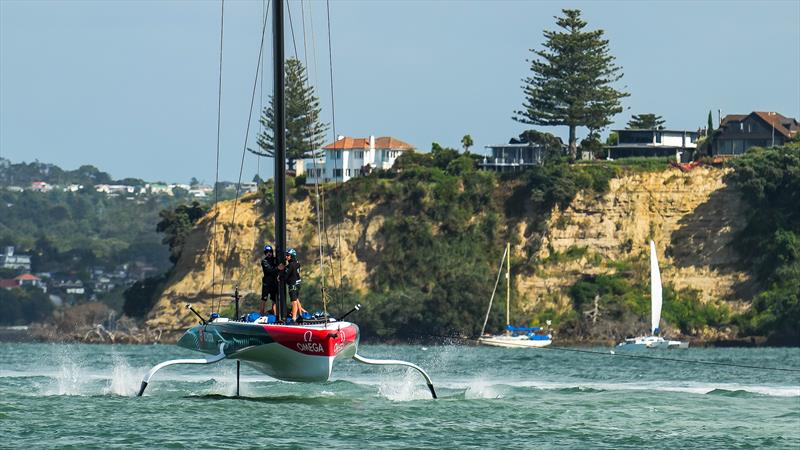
0,326,781,348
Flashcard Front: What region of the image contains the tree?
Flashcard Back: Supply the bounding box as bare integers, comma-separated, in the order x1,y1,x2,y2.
514,9,628,159
251,58,329,169
461,134,474,153
511,129,565,160
605,131,618,146
707,110,714,134
156,201,208,264
627,113,665,130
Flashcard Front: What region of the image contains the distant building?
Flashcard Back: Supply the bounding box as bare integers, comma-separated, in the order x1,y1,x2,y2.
14,274,46,292
479,143,550,172
0,274,46,292
605,129,698,161
30,181,52,192
305,135,413,184
0,247,31,271
712,112,799,156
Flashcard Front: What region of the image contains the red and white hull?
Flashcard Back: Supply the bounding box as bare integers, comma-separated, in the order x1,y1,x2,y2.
177,320,360,382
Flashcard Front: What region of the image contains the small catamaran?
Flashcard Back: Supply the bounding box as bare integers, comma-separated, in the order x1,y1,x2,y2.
617,240,689,349
478,243,552,348
137,0,435,398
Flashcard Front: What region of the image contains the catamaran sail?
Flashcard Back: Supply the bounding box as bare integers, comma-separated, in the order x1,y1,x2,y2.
650,240,662,335
618,240,688,349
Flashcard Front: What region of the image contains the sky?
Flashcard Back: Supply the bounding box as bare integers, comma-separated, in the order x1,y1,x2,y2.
1,0,799,184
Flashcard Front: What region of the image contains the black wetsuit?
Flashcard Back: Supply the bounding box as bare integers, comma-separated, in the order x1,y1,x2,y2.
282,259,302,301
261,254,279,302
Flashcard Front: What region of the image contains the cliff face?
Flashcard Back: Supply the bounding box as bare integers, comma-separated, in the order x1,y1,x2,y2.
147,167,752,336
512,166,751,339
146,193,379,330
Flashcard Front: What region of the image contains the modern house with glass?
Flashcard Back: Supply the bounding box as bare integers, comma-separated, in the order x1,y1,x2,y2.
605,129,698,161
304,135,413,184
479,143,550,172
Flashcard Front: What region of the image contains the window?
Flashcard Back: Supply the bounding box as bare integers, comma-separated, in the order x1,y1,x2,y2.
354,151,363,159
333,169,342,177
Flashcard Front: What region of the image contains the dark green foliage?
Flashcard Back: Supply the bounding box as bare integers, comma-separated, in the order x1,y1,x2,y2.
155,201,208,264
0,287,54,325
569,273,730,335
0,189,177,273
0,159,115,187
512,130,565,160
627,113,666,130
461,134,474,153
707,110,714,133
314,150,502,338
505,162,616,220
513,9,629,158
122,274,168,318
726,143,800,344
605,131,618,146
661,287,730,333
254,58,329,169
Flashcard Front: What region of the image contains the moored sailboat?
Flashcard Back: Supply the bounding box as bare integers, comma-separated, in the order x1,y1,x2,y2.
478,243,552,348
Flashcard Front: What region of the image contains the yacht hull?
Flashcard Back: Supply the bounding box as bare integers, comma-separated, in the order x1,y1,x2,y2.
478,335,552,348
177,321,359,382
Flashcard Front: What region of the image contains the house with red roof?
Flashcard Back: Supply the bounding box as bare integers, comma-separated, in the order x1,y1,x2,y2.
0,274,46,293
305,135,414,184
712,112,798,156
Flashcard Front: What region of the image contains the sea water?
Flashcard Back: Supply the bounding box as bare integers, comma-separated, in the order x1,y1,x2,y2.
0,342,798,449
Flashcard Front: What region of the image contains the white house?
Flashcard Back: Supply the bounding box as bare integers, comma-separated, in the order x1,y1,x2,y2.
0,247,31,271
606,129,698,162
305,135,413,185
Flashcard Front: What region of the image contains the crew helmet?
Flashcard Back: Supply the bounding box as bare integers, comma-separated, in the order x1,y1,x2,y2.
286,248,297,257
264,245,273,253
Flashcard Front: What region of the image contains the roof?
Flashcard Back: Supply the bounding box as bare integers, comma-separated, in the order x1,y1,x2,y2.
322,136,413,151
720,114,747,126
14,273,40,281
753,112,797,138
720,112,798,138
0,279,18,288
614,129,699,135
373,137,413,150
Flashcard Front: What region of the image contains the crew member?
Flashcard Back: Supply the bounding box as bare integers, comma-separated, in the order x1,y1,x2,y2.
281,248,305,321
260,245,279,316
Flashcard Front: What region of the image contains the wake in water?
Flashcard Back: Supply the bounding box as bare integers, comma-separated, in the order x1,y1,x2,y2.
2,344,797,401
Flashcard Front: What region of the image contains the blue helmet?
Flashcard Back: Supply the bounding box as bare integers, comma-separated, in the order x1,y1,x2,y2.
286,248,297,257
264,245,273,253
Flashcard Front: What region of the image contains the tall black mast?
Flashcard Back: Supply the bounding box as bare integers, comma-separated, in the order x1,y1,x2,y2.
273,0,286,322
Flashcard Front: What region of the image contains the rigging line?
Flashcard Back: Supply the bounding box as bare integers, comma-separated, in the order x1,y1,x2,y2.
218,0,270,301
286,0,299,60
304,0,333,300
252,0,266,257
326,0,345,313
480,245,508,337
211,0,225,314
301,0,328,318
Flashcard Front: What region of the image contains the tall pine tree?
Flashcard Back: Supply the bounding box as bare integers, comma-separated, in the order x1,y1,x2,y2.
707,110,714,134
514,9,628,159
251,58,329,170
627,113,665,129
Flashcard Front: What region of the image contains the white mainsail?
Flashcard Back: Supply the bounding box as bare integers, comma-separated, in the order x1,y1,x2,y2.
650,240,662,335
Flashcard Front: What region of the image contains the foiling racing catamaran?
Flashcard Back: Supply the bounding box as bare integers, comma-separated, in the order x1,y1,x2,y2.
136,0,436,399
